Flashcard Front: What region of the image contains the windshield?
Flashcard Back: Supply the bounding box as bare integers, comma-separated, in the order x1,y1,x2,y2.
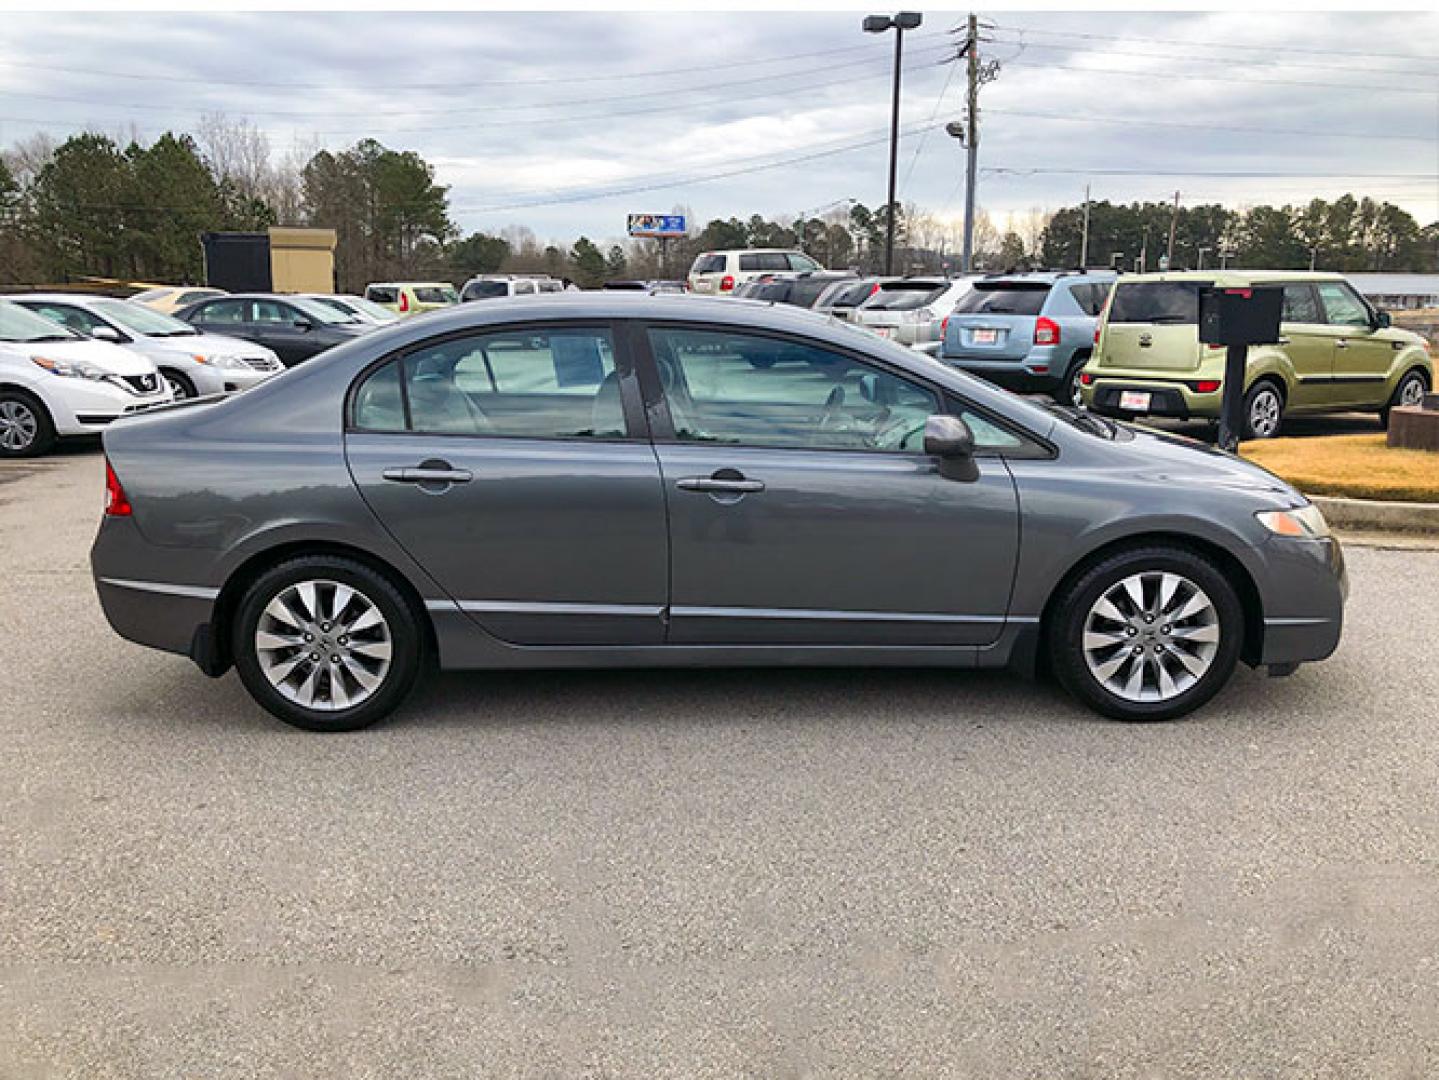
414,285,458,305
289,296,360,325
1109,281,1209,324
91,298,196,336
342,295,399,320
954,284,1049,316
0,300,82,343
463,280,509,300
128,287,173,304
862,283,946,311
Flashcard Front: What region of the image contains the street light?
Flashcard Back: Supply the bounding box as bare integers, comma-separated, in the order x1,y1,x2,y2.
864,11,922,276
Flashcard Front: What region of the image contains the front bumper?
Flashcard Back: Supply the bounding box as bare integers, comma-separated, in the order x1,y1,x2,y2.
48,379,173,436
1255,534,1347,667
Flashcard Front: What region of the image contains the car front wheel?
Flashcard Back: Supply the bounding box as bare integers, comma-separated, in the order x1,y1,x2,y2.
233,556,424,731
161,369,196,400
1381,369,1428,427
0,391,56,458
1048,546,1243,721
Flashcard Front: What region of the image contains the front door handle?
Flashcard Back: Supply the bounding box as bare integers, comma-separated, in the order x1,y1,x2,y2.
382,466,473,485
1335,339,1349,349
676,477,765,493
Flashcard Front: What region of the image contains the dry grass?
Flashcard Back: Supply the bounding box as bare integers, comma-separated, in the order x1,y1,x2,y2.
1240,433,1439,503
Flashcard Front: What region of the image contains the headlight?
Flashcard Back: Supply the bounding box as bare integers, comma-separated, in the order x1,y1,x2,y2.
31,356,108,381
1257,504,1331,539
194,354,248,370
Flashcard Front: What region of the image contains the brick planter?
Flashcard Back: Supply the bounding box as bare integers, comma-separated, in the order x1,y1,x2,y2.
1387,392,1439,452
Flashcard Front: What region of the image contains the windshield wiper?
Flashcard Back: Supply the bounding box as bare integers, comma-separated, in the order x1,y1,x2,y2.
1047,404,1117,438
157,328,198,337
26,334,73,343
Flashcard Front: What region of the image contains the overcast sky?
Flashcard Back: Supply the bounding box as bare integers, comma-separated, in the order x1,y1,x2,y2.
2,9,1436,246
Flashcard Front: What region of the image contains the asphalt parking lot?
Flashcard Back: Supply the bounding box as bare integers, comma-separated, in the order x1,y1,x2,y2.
3,446,1438,1078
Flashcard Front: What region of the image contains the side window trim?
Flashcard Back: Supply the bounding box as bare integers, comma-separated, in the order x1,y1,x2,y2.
344,319,650,443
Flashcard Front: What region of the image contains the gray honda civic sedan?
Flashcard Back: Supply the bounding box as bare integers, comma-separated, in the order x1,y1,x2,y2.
91,294,1346,731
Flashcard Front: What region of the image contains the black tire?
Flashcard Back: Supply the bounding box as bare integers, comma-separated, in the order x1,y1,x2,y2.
232,556,425,732
0,389,57,458
1054,353,1090,406
160,369,196,400
1380,369,1428,428
1047,545,1244,722
1242,379,1285,440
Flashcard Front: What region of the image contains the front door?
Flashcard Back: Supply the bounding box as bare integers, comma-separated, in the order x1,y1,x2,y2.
344,323,669,645
251,299,319,365
639,324,1021,646
1277,283,1333,409
1314,281,1392,407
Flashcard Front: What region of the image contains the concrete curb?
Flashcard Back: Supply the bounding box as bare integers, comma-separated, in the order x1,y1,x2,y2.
1312,494,1439,534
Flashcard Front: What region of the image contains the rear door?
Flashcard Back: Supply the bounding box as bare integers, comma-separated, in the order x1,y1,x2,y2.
639,323,1021,646
1314,281,1391,407
344,322,668,646
1277,283,1335,408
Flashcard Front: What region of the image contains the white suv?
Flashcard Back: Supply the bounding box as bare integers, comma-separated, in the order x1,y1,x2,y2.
852,277,974,348
460,275,564,301
0,299,171,458
687,249,825,296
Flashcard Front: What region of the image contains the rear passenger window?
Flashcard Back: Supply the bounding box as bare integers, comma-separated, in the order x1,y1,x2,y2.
1281,284,1322,323
196,299,248,323
350,329,626,440
1074,283,1111,316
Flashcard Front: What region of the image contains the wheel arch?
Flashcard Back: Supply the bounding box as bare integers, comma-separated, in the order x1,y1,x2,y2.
0,381,54,416
203,538,438,676
1035,530,1264,674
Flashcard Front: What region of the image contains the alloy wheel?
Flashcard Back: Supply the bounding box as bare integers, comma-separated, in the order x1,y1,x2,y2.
1399,376,1425,407
1068,366,1085,407
1248,388,1282,438
1082,571,1220,704
0,400,38,452
163,373,192,399
254,579,393,711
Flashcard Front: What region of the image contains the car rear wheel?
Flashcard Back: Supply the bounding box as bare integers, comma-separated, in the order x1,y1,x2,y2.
1057,355,1090,406
161,369,196,400
233,556,424,731
0,391,56,458
1243,381,1284,440
1047,546,1243,721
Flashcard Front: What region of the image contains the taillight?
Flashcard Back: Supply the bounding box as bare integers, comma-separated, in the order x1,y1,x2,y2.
1034,317,1060,346
399,292,410,313
1094,324,1102,345
869,282,880,295
1079,372,1095,386
940,315,950,337
104,458,132,517
720,275,735,292
1195,380,1221,393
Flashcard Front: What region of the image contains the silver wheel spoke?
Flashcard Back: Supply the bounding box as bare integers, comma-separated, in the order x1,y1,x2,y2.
255,579,392,712
1083,570,1219,704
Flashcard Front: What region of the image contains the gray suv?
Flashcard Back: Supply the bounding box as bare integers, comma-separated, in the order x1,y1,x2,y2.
92,295,1345,732
940,272,1115,404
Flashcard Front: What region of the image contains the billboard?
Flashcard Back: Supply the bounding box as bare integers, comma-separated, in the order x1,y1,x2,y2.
627,213,687,238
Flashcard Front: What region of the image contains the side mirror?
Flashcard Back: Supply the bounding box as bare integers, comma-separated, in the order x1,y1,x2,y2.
91,324,123,343
1373,310,1391,330
923,414,979,482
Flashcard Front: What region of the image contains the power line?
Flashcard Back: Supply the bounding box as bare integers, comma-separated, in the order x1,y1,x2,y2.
999,55,1439,97
0,43,956,125
984,166,1439,179
989,22,1439,66
0,30,953,91
983,108,1437,145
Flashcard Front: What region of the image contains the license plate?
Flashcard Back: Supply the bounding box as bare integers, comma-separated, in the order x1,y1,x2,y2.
1119,390,1152,411
972,328,998,344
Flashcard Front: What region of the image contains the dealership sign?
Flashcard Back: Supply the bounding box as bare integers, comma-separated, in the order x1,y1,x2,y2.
627,214,687,238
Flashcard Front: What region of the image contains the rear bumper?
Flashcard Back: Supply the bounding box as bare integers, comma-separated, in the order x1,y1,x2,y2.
944,354,1065,393
1084,375,1220,420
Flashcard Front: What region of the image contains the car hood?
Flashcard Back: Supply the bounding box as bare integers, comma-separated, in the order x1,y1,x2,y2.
12,338,156,376
1111,423,1301,501
165,331,275,358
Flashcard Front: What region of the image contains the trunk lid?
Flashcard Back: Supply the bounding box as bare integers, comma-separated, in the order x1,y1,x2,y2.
1098,280,1210,372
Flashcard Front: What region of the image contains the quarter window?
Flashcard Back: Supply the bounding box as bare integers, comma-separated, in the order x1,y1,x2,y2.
647,327,939,452
1316,282,1371,328
352,328,625,439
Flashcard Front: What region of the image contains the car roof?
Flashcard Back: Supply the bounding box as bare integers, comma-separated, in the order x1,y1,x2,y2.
976,271,1117,285
5,292,116,304
1115,270,1349,285
368,281,453,288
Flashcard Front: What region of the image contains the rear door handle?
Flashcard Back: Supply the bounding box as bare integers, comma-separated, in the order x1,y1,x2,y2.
382,467,473,484
676,477,765,493
1335,339,1349,349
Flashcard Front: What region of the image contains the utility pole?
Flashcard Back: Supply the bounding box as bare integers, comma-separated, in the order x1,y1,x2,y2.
961,13,980,274
1079,183,1091,268
1165,190,1180,270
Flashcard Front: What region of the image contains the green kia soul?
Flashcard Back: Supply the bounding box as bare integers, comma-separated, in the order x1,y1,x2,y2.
1081,271,1432,439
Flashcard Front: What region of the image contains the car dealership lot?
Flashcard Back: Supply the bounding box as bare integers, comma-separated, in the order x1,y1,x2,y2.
3,449,1439,1076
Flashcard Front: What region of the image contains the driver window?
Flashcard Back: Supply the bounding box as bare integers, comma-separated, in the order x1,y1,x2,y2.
647,327,938,452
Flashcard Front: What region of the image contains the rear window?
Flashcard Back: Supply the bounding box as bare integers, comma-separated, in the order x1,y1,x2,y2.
790,278,843,307
828,281,877,307
1108,281,1208,324
366,286,399,304
953,283,1049,316
463,280,509,300
739,253,790,272
863,283,946,311
414,286,458,304
692,254,726,274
